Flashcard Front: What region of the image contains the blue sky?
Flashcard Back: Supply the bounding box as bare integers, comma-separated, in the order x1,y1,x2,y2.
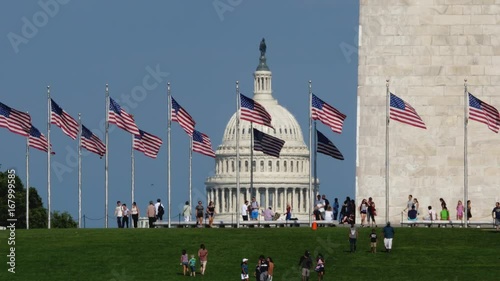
1,0,359,227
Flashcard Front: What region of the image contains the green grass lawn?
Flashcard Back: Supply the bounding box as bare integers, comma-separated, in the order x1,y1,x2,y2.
0,226,499,280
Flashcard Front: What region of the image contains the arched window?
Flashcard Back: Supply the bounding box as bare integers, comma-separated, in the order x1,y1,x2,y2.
225,161,228,173
231,161,235,172
284,161,287,172
252,160,256,172
276,161,280,172
238,160,241,172
285,128,287,134
268,160,272,172
260,160,264,172
245,161,249,172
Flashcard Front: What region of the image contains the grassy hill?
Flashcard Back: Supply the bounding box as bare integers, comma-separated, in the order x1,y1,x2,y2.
1,226,499,280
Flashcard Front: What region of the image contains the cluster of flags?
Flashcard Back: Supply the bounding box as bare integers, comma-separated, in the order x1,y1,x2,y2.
170,96,216,158
311,94,346,160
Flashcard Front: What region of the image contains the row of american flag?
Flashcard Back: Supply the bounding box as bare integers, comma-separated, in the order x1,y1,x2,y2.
2,91,498,161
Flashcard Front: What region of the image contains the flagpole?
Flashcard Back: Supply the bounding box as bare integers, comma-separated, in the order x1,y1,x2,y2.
105,84,109,228
189,135,193,214
131,134,135,206
47,85,51,229
167,82,172,228
236,81,241,228
250,122,254,198
308,80,313,227
464,78,468,225
78,113,82,228
385,79,390,224
313,122,318,196
26,123,30,230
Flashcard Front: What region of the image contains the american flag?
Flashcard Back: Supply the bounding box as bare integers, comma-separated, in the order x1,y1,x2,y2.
109,97,140,135
389,93,426,129
133,129,163,158
50,99,79,140
171,96,195,135
316,129,343,160
311,94,346,134
192,130,215,158
468,93,500,133
29,125,54,153
81,125,106,157
253,128,285,158
0,101,31,137
240,94,273,128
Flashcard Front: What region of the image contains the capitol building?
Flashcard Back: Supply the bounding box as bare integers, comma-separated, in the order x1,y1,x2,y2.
205,41,315,222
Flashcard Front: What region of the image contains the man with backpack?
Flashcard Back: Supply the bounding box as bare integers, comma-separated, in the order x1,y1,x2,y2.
298,250,312,281
155,198,165,222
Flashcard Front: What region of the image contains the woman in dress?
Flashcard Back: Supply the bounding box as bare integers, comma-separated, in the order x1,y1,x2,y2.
207,201,216,228
456,200,464,220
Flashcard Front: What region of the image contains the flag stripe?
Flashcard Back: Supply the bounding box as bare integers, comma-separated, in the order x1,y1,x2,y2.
108,97,140,135
0,102,31,137
133,129,163,158
171,96,196,136
468,93,500,133
50,99,79,140
240,94,273,128
253,128,285,158
28,125,52,153
316,129,343,160
389,93,426,129
81,125,106,157
311,94,346,134
192,130,216,158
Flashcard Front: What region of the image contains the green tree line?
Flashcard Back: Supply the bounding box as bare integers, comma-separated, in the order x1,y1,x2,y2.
0,169,77,228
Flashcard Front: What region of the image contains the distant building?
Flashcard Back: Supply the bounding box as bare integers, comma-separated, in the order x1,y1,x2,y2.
206,41,315,222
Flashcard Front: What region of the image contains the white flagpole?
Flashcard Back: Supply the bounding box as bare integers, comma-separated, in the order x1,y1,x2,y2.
47,86,52,229
236,81,241,228
105,84,109,228
189,136,193,214
385,79,390,224
250,122,254,198
26,122,30,230
464,79,468,225
167,82,172,228
308,80,313,227
131,134,135,205
78,113,82,228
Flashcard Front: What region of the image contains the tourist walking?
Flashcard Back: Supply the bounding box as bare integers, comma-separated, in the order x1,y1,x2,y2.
131,202,139,228
207,201,216,228
369,228,377,253
183,201,191,222
241,258,249,281
196,201,204,227
315,254,325,281
298,250,312,281
492,202,500,231
359,198,368,227
333,198,339,221
348,224,358,253
114,201,123,228
250,197,260,220
367,197,376,227
267,257,274,281
188,254,196,276
154,198,164,222
180,249,189,276
147,201,156,228
121,203,130,228
467,200,472,226
242,200,249,221
382,222,395,253
456,200,464,221
198,244,208,275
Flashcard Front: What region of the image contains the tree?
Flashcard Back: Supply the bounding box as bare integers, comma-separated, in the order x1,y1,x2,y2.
0,170,76,228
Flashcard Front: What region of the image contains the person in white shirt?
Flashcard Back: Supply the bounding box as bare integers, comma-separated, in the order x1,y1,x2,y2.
154,198,164,222
424,205,437,227
121,203,130,228
241,200,249,221
182,201,192,222
114,201,123,228
324,206,334,222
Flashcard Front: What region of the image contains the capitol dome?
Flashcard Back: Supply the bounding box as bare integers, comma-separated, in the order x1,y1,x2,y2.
205,39,317,223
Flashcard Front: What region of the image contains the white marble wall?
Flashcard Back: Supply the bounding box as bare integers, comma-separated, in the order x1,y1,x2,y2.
357,0,500,223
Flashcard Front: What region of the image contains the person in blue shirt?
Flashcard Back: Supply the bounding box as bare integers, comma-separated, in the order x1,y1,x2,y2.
408,205,418,227
241,258,249,281
188,255,196,276
382,222,395,253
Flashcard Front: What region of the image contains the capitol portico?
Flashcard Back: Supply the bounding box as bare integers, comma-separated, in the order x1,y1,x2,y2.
205,40,315,222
